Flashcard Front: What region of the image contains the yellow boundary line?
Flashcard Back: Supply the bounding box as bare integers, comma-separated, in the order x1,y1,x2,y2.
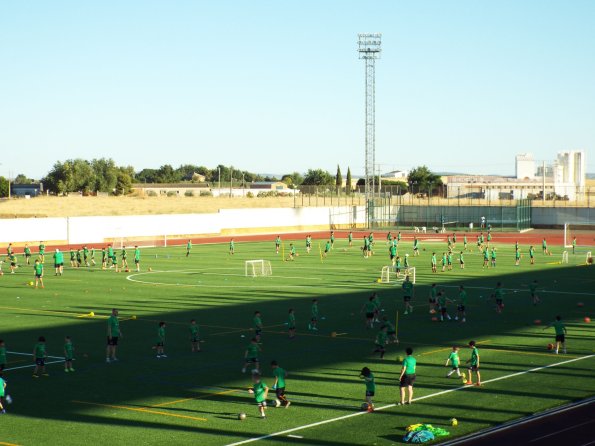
0,442,21,446
72,400,207,422
152,389,240,407
0,305,102,319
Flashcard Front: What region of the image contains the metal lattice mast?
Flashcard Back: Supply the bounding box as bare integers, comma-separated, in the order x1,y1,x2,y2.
357,33,381,206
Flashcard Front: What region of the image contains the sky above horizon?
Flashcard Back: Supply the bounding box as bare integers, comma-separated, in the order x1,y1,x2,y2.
1,0,593,180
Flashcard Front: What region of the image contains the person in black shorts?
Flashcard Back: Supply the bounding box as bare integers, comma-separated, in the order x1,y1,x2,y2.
398,347,417,405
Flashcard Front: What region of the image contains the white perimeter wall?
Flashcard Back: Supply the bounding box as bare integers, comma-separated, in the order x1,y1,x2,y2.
0,206,365,244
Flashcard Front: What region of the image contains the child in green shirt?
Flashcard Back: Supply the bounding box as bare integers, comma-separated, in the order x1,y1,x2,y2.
64,336,75,372
359,366,376,412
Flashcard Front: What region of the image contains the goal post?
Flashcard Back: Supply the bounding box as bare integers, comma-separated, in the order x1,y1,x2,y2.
563,223,573,248
245,260,273,277
380,266,391,283
394,267,416,284
561,251,569,264
587,252,592,265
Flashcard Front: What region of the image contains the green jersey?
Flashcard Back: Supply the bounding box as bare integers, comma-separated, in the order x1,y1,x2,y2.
70,250,75,260
34,342,46,358
187,241,192,250
491,250,496,259
365,301,376,313
494,287,504,300
0,346,6,364
396,258,401,268
441,254,447,265
515,250,521,259
107,315,120,337
483,249,489,260
55,251,64,263
348,233,353,242
375,330,388,346
364,372,376,392
430,287,437,300
325,241,331,251
330,234,335,242
404,256,410,268
83,247,89,257
189,324,199,339
90,248,95,258
550,320,566,336
447,351,459,367
253,316,262,330
487,233,492,241
459,253,464,263
542,240,547,248
458,290,467,306
288,313,296,328
134,248,140,261
24,246,31,255
275,237,281,246
403,355,416,374
463,236,467,244
413,239,419,248
246,343,260,359
438,294,447,307
101,249,106,260
107,247,114,257
229,240,235,249
289,245,296,255
9,254,16,264
387,233,392,241
157,327,165,343
529,283,537,294
121,249,127,259
402,281,413,296
311,303,318,318
431,254,437,265
447,253,453,263
397,232,402,241
64,342,74,358
39,244,45,254
529,247,535,257
470,347,479,366
273,366,287,388
252,381,268,403
390,245,397,256
34,263,43,275
306,236,311,246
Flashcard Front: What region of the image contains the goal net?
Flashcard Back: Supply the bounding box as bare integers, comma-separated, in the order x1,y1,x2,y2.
245,260,272,277
381,266,416,284
561,251,569,264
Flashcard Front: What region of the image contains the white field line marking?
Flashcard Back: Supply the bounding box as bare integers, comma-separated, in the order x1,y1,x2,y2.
224,354,595,446
6,359,65,372
8,351,65,359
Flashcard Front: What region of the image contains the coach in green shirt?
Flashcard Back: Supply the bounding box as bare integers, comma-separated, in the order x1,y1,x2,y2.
399,347,416,405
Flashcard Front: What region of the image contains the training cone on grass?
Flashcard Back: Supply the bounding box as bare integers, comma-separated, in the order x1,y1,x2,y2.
534,319,541,325
577,302,584,307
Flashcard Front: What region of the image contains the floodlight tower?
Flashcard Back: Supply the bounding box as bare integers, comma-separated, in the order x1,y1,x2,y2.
357,33,381,217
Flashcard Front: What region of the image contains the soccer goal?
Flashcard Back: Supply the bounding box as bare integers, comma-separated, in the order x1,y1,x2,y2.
380,266,391,283
561,251,569,264
398,267,416,284
245,260,272,277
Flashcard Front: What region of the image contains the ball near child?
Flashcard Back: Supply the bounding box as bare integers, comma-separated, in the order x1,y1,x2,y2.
450,418,458,426
360,402,369,411
585,317,591,323
238,412,246,420
29,281,34,286
547,343,554,350
132,315,137,320
90,311,95,317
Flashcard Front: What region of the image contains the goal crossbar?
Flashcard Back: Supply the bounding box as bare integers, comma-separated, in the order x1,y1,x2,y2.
245,260,272,277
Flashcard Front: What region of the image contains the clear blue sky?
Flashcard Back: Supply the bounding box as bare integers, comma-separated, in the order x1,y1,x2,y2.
1,0,593,179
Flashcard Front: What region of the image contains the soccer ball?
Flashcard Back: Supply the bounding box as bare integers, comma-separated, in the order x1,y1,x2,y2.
29,281,34,286
398,356,404,362
585,317,591,323
547,343,554,350
238,412,246,420
5,395,12,404
462,377,468,384
360,402,369,411
125,268,130,272
450,418,458,426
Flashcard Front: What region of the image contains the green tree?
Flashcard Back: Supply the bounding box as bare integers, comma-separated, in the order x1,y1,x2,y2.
0,176,9,197
135,168,159,183
335,165,342,190
13,174,32,184
345,167,352,194
407,166,443,194
115,167,133,195
91,158,118,193
302,169,334,186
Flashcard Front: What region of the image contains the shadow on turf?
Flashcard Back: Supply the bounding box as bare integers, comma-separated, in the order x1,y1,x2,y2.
1,260,593,443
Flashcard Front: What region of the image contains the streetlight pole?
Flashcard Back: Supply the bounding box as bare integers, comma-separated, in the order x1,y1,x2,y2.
218,167,221,196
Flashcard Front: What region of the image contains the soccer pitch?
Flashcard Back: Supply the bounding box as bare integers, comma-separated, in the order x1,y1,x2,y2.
1,234,594,445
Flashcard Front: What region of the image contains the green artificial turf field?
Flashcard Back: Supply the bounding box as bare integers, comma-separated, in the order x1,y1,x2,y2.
0,235,594,445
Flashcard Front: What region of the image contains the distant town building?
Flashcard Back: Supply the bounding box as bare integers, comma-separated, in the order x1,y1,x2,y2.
515,153,535,180
11,183,43,197
249,181,288,191
446,150,586,201
381,170,409,180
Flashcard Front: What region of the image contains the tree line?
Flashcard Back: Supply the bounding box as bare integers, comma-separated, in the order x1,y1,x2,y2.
1,159,441,196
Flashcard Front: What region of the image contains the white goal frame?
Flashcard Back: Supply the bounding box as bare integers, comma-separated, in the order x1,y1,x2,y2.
245,260,272,277
587,252,592,265
561,251,569,264
380,266,391,283
381,266,416,284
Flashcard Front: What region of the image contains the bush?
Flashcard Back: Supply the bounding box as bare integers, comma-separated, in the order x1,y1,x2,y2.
167,191,177,197
184,190,194,197
146,190,157,197
199,190,213,197
246,191,254,198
